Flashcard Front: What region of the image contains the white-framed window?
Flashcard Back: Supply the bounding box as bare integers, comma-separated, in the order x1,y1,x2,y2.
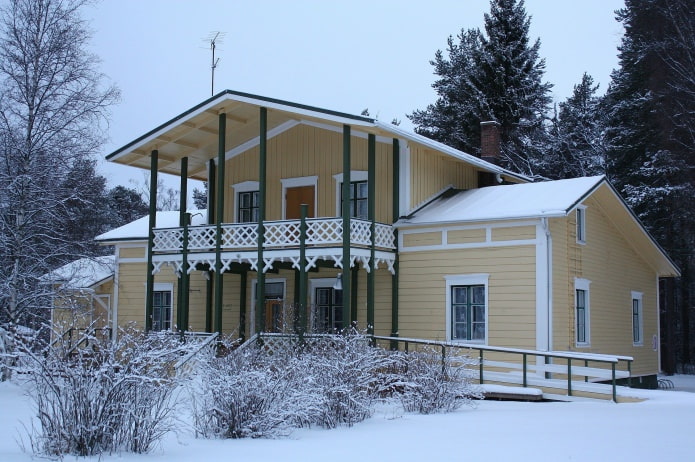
445,274,489,343
575,278,591,346
576,206,587,244
151,282,173,332
310,278,344,333
232,181,259,223
632,291,643,346
333,171,368,219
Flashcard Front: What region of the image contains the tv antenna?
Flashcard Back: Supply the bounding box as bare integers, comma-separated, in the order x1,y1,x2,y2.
204,32,225,96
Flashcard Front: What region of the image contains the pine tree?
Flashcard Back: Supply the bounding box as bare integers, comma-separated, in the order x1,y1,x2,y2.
545,73,606,179
604,0,694,371
409,0,552,177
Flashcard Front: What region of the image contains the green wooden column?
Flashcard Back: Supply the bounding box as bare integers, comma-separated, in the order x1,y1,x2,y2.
205,159,216,333
299,204,308,338
177,157,190,333
391,138,400,339
256,107,268,335
341,124,352,331
145,150,159,331
367,133,376,335
214,113,226,334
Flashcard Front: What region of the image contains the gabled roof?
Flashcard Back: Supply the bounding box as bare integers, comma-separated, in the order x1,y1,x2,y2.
396,176,679,277
42,256,115,290
95,210,207,243
106,89,530,183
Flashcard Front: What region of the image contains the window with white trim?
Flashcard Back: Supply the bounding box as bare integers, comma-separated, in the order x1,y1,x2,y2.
576,206,586,244
445,274,489,343
151,283,173,332
632,291,643,345
334,171,368,219
232,181,260,223
575,278,591,346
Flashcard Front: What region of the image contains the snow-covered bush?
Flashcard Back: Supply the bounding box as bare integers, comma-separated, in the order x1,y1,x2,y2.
20,328,194,457
399,347,481,414
190,344,316,439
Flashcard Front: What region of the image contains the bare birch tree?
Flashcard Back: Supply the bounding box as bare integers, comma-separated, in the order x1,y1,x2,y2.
0,0,118,335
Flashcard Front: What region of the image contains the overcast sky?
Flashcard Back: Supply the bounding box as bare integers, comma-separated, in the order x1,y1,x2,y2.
83,0,626,189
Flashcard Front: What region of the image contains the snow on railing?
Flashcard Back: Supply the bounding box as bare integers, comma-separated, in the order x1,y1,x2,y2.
152,218,396,253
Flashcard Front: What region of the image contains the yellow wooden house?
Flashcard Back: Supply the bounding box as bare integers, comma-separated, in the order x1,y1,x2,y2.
98,90,678,385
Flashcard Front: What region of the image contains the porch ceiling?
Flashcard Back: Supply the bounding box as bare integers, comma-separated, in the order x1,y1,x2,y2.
106,90,378,181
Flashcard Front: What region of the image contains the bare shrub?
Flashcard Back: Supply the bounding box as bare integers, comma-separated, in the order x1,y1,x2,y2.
399,348,481,414
19,328,194,457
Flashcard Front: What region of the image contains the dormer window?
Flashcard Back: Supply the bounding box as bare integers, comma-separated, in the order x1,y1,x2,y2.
576,206,586,244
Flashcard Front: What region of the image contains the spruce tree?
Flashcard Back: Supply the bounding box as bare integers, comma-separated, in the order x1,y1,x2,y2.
604,0,694,371
546,73,606,179
409,0,552,177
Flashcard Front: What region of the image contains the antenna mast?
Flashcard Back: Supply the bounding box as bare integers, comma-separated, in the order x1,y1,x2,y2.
206,32,225,96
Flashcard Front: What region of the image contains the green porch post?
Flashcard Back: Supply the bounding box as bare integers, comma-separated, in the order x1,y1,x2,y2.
205,159,215,333
367,133,376,335
256,107,268,335
299,204,308,338
391,138,400,339
214,113,226,334
239,271,247,341
342,124,352,330
177,157,190,333
145,150,158,331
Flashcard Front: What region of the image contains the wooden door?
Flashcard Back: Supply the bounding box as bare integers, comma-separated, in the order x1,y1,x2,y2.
285,186,315,219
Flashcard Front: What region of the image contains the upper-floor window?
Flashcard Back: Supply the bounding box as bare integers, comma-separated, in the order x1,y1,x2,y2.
341,181,368,220
576,206,586,244
238,191,259,223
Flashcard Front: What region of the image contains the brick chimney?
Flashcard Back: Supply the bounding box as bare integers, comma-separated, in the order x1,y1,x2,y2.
480,121,501,165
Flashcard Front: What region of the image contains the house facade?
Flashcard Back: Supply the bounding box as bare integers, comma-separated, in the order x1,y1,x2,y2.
97,90,678,381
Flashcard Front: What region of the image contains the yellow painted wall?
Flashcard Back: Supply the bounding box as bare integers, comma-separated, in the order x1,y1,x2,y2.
224,124,394,224
552,197,660,376
398,244,537,348
408,143,479,209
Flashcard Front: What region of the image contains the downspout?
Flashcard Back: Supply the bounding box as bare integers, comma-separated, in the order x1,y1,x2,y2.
542,217,553,352
112,246,120,341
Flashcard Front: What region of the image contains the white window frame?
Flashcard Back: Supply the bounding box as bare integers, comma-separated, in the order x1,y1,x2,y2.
445,274,489,344
231,181,259,222
632,291,644,346
281,176,318,220
152,282,174,332
575,278,591,347
333,171,368,218
250,277,286,334
576,205,587,244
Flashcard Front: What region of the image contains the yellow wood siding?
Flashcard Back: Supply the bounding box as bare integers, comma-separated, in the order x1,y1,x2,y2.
224,124,393,224
402,231,442,248
492,226,535,241
119,247,145,259
448,228,486,245
398,245,537,348
408,143,479,209
552,199,659,376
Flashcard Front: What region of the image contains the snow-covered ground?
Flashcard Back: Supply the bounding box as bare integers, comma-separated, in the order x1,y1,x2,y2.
2,377,694,462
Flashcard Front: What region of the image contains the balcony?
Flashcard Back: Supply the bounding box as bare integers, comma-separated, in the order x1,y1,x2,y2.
150,218,397,275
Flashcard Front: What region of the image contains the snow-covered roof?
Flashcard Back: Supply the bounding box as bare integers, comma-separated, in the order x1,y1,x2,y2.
42,256,115,290
95,210,207,242
397,176,604,226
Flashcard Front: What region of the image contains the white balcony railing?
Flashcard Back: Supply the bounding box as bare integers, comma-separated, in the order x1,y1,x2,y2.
152,218,396,253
